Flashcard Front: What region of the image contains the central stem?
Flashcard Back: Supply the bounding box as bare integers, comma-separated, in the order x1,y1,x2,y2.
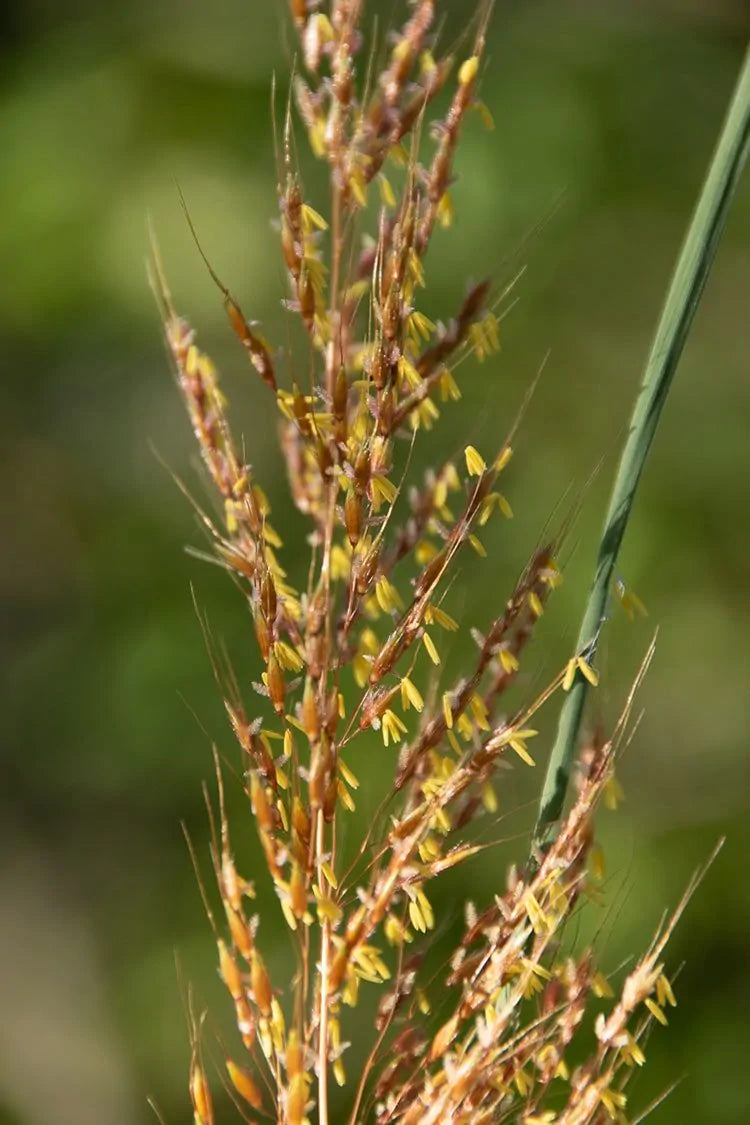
316,811,330,1125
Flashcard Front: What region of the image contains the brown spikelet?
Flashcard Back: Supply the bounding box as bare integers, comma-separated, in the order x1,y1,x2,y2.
226,1059,264,1110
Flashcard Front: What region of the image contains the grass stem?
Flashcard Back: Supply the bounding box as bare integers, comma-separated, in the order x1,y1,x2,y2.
533,43,750,857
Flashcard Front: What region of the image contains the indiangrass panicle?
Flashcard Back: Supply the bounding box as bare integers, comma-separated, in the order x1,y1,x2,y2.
149,4,748,1123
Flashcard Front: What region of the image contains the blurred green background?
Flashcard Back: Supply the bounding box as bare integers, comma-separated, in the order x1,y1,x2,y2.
2,1,749,1122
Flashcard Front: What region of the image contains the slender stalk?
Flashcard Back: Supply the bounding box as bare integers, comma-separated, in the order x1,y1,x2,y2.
316,810,330,1125
533,44,750,857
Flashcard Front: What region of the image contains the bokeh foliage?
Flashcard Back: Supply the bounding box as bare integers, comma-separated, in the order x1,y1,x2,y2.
1,1,749,1122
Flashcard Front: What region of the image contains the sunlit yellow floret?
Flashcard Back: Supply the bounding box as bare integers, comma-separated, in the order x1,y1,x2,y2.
378,173,397,208
474,100,495,130
645,997,668,1026
338,758,359,791
418,835,441,863
436,190,454,228
425,604,458,631
407,249,425,289
422,632,441,665
275,763,290,791
337,779,356,811
312,885,342,925
400,676,424,712
604,772,624,810
384,914,414,946
331,544,351,582
381,708,407,747
592,970,614,999
589,843,605,883
411,398,440,431
342,964,359,1008
599,1086,627,1119
273,640,305,673
408,887,435,933
328,1017,346,1086
621,1034,646,1067
371,475,398,512
519,957,552,998
300,203,328,232
522,889,550,935
416,539,439,566
439,368,461,402
511,738,536,766
353,944,391,982
482,781,498,812
614,577,648,621
419,48,436,75
455,713,473,742
447,730,462,755
470,312,501,361
469,533,487,557
458,55,479,86
494,726,538,766
528,591,544,618
415,988,430,1015
514,1068,531,1097
353,628,380,687
657,972,677,1008
375,575,404,614
470,692,490,730
348,166,368,208
398,354,422,390
465,444,487,477
431,479,448,518
312,12,334,42
407,310,436,346
563,654,599,691
307,117,327,158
